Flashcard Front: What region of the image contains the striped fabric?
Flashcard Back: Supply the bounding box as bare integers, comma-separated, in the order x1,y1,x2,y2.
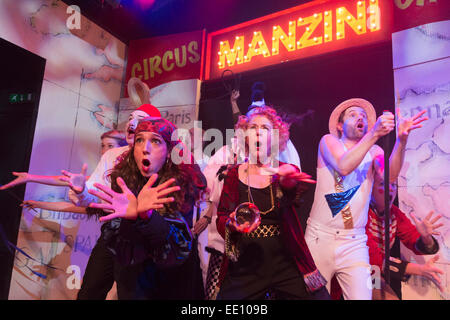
367,208,397,254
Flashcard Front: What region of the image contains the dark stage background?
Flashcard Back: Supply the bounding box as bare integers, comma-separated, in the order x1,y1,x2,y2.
199,41,402,297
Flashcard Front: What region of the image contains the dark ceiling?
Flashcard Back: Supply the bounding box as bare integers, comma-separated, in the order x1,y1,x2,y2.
62,0,313,44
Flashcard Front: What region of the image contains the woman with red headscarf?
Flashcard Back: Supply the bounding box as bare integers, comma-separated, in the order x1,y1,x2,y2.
88,117,207,299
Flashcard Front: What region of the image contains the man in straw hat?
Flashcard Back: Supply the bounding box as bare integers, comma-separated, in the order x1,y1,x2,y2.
304,98,428,300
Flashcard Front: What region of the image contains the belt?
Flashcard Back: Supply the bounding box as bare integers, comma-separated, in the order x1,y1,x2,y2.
245,224,281,238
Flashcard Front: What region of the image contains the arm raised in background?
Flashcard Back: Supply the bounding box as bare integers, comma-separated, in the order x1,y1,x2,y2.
230,90,242,125
371,109,429,193
387,109,428,182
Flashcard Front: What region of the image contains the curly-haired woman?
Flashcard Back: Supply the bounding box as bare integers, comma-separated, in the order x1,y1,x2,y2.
215,106,330,300
86,117,207,299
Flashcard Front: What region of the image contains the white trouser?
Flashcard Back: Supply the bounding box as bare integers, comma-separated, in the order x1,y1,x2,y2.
197,224,210,286
305,219,372,300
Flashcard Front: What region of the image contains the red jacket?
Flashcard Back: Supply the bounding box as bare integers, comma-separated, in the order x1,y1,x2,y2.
330,205,438,299
366,205,425,271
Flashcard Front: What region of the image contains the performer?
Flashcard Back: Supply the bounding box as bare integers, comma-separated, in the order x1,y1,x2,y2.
209,83,301,168
64,104,163,299
196,83,304,299
87,117,207,299
330,174,443,299
304,98,428,299
367,175,443,298
215,106,329,300
100,130,127,154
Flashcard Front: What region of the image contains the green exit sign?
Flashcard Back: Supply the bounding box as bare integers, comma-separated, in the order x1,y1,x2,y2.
9,93,33,104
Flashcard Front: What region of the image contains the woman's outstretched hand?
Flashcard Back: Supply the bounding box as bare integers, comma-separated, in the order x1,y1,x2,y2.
60,164,88,194
89,177,138,222
262,164,316,189
137,174,180,219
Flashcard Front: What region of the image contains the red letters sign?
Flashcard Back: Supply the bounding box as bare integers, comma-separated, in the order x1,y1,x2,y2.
205,0,392,80
125,30,205,94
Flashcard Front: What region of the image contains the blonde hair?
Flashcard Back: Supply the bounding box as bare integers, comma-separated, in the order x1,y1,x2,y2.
101,130,127,146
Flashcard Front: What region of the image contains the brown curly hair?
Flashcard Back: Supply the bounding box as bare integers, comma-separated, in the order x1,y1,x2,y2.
107,145,206,217
235,105,290,153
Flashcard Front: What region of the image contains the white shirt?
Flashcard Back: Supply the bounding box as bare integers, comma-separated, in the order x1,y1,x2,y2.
308,140,375,230
69,145,129,206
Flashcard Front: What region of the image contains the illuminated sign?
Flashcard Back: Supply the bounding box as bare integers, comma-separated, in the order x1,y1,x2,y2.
205,0,392,80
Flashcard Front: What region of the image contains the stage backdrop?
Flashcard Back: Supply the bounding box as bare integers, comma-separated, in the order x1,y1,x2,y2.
0,0,126,299
119,79,201,133
393,19,450,300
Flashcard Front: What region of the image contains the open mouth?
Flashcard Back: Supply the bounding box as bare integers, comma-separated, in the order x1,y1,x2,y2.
142,159,150,173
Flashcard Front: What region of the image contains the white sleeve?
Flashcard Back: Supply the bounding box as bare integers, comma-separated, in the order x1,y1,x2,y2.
68,151,112,207
278,139,301,170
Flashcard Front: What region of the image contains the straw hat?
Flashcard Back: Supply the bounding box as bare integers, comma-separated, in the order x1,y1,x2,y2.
328,98,376,137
